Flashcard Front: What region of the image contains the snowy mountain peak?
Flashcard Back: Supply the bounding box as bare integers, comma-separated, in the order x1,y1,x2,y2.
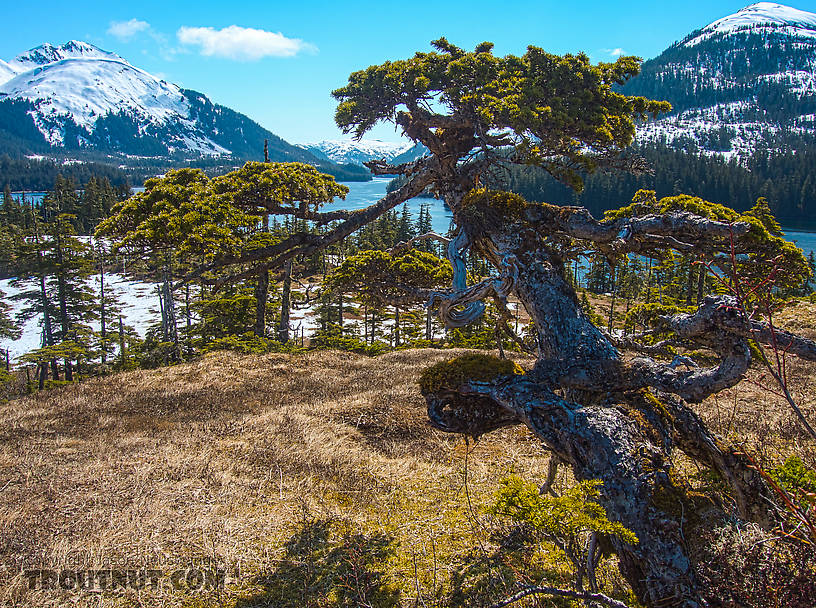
299,139,413,165
10,40,123,71
0,40,348,167
0,41,190,146
684,3,816,46
625,2,816,158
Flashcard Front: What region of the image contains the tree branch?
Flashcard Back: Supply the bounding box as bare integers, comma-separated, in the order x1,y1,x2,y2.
390,231,451,254
524,206,751,256
177,165,436,289
428,234,518,328
491,585,631,608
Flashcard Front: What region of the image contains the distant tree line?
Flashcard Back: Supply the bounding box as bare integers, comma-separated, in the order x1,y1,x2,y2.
387,142,816,229
491,143,816,229
0,154,131,192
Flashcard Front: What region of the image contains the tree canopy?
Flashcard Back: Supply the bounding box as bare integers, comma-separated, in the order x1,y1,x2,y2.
333,38,670,188
97,162,349,267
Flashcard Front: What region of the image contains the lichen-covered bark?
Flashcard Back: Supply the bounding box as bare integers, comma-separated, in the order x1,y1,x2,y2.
427,377,703,606
420,191,796,607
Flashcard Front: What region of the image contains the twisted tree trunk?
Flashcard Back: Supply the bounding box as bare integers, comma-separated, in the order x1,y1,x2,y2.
254,270,269,338
421,183,783,607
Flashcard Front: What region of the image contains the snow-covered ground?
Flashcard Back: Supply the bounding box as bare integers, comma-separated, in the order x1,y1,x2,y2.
0,273,442,362
0,273,161,362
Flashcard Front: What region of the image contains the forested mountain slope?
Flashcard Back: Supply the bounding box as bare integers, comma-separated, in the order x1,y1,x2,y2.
625,3,816,157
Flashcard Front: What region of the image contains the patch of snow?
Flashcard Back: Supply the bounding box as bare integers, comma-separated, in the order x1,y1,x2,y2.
0,59,17,86
0,273,163,363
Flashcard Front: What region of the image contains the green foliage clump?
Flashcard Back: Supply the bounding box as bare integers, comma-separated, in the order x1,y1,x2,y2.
490,476,638,545
130,337,180,370
208,161,349,216
97,162,347,264
606,191,810,294
418,353,523,394
200,333,303,355
310,327,390,356
460,188,529,233
326,249,452,307
19,341,91,369
770,456,816,501
333,39,669,189
489,476,638,595
0,367,12,402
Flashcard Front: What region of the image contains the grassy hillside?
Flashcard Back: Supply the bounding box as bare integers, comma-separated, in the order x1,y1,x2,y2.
0,341,814,607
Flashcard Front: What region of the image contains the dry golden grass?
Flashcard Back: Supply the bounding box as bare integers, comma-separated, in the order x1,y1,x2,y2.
0,348,558,608
0,337,813,607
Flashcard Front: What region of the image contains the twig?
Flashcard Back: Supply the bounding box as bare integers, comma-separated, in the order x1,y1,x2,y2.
490,584,631,608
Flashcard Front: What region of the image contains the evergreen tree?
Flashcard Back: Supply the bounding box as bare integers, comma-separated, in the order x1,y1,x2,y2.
326,249,452,347
395,203,415,243
11,210,97,383
90,238,126,368
41,175,79,225
45,213,98,380
206,161,348,341
0,288,20,342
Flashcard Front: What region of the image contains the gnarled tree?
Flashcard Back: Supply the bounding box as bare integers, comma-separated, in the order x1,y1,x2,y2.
187,40,816,606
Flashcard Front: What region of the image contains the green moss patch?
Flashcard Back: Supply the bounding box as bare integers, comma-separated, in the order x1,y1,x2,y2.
418,353,523,394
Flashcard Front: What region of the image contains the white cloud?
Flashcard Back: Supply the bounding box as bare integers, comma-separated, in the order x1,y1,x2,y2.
176,25,315,60
108,19,151,41
604,48,626,57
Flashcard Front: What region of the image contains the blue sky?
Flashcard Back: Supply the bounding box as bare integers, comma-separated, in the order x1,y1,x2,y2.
4,1,816,143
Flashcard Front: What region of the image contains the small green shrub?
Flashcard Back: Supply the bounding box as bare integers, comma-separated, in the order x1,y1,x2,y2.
490,476,638,546
770,456,816,508
310,329,389,356
489,476,637,597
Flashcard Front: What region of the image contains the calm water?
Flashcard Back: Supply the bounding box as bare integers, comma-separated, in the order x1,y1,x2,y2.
331,177,453,233
785,229,816,260
12,178,816,260
338,178,816,259
9,191,47,205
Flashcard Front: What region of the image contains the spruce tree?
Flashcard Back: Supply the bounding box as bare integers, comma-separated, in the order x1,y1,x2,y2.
0,288,19,342
46,214,98,380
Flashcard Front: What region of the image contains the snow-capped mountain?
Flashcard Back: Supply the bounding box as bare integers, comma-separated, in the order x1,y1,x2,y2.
0,41,343,168
625,2,816,157
0,41,219,152
298,139,414,166
683,2,816,46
